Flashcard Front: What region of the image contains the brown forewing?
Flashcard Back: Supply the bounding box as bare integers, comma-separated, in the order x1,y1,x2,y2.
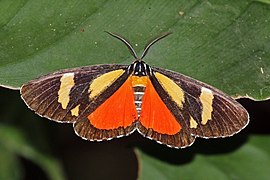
151,67,249,138
21,64,128,123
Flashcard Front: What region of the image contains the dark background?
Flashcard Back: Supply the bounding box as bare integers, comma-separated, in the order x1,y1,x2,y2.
0,86,269,180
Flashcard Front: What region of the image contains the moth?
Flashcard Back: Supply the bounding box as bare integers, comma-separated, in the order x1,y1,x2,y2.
21,32,249,148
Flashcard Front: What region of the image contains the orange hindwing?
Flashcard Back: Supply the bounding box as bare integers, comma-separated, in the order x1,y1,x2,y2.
139,78,181,135
88,77,138,130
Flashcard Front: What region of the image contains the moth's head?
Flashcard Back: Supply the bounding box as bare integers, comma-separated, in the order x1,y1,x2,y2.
105,31,172,62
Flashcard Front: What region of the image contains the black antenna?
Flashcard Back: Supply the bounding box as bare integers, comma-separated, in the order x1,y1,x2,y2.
140,32,172,59
106,31,172,60
105,31,138,59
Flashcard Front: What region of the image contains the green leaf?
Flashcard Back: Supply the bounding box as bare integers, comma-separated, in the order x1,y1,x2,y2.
0,145,22,180
136,135,270,180
0,124,66,180
0,0,269,99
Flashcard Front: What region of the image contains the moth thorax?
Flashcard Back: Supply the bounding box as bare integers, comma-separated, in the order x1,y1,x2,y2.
130,61,152,76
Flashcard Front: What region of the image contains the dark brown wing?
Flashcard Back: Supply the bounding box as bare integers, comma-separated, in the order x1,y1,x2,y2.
151,67,249,139
21,64,138,141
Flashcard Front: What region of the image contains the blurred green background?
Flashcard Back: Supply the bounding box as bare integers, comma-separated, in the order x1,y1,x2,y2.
1,0,270,179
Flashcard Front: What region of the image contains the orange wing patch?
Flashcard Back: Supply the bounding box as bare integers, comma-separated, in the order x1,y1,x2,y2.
139,79,181,135
88,77,137,130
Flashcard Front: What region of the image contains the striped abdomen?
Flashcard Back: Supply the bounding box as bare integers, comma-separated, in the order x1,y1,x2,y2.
133,86,146,117
131,76,148,117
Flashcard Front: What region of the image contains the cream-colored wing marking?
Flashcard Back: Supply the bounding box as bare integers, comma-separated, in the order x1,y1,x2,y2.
190,116,198,128
154,72,185,109
89,69,125,99
71,104,80,116
58,73,75,109
199,87,214,125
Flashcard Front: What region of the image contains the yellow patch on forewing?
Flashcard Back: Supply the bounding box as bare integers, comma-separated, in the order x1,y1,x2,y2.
154,72,185,109
199,87,214,125
58,73,75,109
190,116,198,128
89,69,124,99
71,104,80,116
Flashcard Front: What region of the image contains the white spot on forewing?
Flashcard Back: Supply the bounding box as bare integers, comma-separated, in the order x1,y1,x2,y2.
199,87,214,125
58,73,75,109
